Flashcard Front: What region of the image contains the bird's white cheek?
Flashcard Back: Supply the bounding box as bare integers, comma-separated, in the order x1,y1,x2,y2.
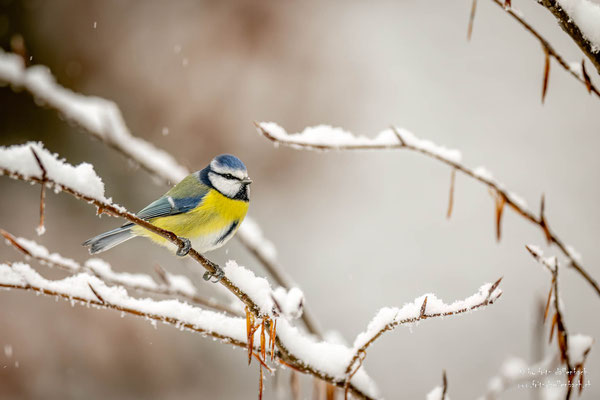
209,174,241,197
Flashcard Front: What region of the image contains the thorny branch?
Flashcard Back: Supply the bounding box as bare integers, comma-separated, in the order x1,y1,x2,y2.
0,158,374,400
343,278,503,389
257,123,600,299
471,0,600,98
538,0,600,76
0,228,239,316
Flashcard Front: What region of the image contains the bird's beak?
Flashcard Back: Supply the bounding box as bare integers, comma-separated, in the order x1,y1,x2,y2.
242,177,253,184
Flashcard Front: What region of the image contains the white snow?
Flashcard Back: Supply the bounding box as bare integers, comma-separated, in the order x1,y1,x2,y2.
569,334,593,365
85,259,158,291
0,142,108,202
0,262,250,344
558,0,600,53
426,386,449,400
15,236,81,272
352,282,502,351
0,49,188,185
258,122,462,163
222,260,276,317
4,344,13,358
272,287,304,320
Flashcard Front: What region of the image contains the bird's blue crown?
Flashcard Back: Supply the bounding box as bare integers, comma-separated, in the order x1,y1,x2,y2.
212,154,247,172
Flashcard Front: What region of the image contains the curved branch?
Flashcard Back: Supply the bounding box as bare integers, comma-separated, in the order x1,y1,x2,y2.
257,122,600,299
538,0,600,76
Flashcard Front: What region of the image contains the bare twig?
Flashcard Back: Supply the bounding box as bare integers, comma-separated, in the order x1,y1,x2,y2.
485,0,600,98
0,228,239,315
257,123,600,298
468,0,478,40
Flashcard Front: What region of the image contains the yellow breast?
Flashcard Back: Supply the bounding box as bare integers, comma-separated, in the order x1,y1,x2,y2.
132,189,249,248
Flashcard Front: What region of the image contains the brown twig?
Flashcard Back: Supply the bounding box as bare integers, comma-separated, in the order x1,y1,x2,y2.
257,123,600,298
446,169,456,219
485,0,600,98
467,0,478,41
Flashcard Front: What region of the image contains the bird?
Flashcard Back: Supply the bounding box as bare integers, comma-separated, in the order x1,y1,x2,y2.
83,154,251,281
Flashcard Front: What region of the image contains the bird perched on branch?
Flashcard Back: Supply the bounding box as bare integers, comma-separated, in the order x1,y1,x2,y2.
83,154,251,281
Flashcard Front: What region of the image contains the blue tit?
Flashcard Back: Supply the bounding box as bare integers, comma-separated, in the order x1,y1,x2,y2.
83,154,251,259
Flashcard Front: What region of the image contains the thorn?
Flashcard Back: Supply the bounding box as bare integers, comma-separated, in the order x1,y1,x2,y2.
420,296,428,318
542,46,551,103
467,0,478,41
487,277,503,300
446,169,456,219
390,126,406,146
582,60,593,94
442,369,448,399
494,191,506,241
539,194,552,243
88,283,105,304
154,264,170,286
504,0,511,9
30,147,47,236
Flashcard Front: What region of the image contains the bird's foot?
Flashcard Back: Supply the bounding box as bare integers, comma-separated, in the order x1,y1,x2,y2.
203,259,225,283
176,237,191,257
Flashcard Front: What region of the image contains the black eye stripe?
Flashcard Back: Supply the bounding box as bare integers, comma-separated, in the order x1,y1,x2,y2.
214,171,240,181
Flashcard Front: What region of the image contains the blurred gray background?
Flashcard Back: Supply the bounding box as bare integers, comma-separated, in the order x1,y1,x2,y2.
0,0,599,399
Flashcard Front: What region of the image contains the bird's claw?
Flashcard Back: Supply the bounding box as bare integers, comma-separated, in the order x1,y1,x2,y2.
176,238,191,257
203,260,225,283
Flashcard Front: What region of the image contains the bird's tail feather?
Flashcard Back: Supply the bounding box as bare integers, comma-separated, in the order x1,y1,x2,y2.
82,225,134,254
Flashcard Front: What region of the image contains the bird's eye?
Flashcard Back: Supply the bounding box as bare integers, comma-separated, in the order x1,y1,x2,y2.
225,174,235,180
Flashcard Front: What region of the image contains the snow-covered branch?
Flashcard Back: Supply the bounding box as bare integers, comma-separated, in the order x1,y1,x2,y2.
256,122,600,300
0,49,322,337
538,0,600,76
525,245,594,399
345,279,503,388
0,228,239,315
473,0,600,99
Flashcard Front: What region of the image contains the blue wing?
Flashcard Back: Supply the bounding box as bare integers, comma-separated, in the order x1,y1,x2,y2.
135,174,210,221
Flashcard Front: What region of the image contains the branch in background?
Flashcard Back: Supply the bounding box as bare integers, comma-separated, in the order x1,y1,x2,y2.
0,142,377,400
345,279,503,392
526,245,594,399
538,0,600,76
472,0,600,98
0,228,239,315
256,122,600,298
0,50,323,339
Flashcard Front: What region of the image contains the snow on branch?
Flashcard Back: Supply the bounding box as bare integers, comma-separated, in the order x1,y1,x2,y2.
539,0,600,76
525,245,594,398
0,262,256,349
256,122,600,299
0,228,238,315
426,371,449,400
0,50,319,337
472,0,600,99
0,141,377,399
343,279,502,398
